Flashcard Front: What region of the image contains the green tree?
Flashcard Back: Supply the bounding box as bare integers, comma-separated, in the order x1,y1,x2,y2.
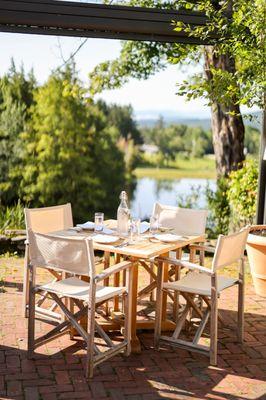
0,60,36,204
97,100,142,144
183,126,213,158
19,66,126,221
89,0,264,177
244,126,260,156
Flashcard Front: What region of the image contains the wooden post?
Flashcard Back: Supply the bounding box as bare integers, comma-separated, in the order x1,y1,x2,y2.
27,264,36,358
154,258,164,349
23,242,29,318
86,281,96,379
237,257,245,343
210,273,218,366
161,253,169,324
124,264,133,356
114,254,121,312
130,259,141,353
172,248,182,322
104,252,110,315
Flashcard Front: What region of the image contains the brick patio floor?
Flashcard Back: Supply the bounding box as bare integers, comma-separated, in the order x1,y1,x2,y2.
0,257,266,400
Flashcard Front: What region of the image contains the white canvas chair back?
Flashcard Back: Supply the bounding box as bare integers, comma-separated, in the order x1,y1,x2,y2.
25,203,73,234
28,230,95,277
153,202,208,236
212,228,249,272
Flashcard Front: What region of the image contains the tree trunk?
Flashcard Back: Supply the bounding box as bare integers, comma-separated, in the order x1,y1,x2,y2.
204,47,245,177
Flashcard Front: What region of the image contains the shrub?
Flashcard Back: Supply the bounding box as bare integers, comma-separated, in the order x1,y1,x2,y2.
0,201,25,233
206,178,231,237
227,159,258,227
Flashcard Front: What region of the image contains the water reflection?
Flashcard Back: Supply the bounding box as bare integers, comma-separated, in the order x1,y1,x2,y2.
130,177,216,219
155,179,178,197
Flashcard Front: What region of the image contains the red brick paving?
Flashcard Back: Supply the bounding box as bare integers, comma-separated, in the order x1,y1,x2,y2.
0,258,266,400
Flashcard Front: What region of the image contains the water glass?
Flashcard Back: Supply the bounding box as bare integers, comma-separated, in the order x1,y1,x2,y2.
129,218,141,242
94,212,104,232
150,214,159,235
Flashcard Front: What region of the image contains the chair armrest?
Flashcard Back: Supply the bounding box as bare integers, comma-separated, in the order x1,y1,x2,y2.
189,244,215,253
94,260,132,283
156,257,213,275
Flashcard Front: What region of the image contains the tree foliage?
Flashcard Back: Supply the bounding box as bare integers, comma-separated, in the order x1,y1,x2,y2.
89,0,264,177
97,100,142,144
227,159,258,226
140,118,213,162
17,66,126,221
0,60,36,204
90,0,264,110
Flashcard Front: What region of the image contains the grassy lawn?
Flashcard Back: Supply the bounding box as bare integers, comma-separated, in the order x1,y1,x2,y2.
135,157,216,180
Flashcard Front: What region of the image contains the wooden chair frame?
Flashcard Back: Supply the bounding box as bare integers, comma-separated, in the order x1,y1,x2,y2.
27,233,133,379
23,203,73,320
154,230,248,366
138,203,208,317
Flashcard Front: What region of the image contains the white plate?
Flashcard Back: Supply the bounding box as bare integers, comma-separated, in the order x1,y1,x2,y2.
92,234,120,244
153,234,183,243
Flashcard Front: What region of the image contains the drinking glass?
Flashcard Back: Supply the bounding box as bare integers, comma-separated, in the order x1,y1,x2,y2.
129,218,141,243
150,214,159,235
94,212,104,232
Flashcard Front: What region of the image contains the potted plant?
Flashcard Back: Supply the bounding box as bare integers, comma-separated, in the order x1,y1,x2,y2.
246,225,266,297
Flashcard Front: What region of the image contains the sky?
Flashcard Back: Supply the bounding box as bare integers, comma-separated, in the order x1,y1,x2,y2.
0,31,211,119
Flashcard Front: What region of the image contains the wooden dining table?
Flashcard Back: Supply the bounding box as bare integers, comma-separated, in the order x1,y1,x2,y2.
50,219,205,353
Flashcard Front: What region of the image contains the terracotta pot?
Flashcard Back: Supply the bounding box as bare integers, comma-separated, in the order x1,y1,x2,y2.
246,225,266,297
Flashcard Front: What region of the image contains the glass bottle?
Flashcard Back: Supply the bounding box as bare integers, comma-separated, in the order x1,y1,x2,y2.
117,191,130,237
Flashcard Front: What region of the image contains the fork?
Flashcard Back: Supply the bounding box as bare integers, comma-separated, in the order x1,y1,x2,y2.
114,241,130,248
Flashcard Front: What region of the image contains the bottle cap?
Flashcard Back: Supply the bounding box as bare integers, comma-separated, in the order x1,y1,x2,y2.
120,191,128,200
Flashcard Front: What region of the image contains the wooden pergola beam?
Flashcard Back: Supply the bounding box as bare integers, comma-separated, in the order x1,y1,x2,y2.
0,0,217,44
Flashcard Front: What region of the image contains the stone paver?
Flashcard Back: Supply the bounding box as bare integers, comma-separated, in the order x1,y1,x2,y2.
0,257,265,400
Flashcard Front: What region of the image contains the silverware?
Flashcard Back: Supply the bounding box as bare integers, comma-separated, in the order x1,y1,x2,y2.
114,241,130,248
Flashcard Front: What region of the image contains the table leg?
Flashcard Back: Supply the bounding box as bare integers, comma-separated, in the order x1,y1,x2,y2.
130,259,141,353
161,252,169,324
114,254,121,312
104,252,110,316
173,248,182,322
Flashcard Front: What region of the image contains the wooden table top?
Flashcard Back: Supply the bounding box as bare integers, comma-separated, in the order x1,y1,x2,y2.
51,219,205,259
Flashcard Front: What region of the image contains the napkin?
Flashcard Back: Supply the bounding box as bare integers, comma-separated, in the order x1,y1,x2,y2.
76,221,114,234
76,221,94,230
140,221,150,234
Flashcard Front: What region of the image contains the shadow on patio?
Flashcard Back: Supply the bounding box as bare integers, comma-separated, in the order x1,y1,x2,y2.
0,303,265,400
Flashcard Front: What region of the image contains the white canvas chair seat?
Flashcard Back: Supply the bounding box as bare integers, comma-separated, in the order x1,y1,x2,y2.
38,277,126,304
164,272,237,297
23,203,74,320
139,203,207,316
27,231,133,379
155,227,250,366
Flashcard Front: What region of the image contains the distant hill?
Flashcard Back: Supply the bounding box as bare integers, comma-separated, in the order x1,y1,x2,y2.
137,117,211,130
137,111,262,131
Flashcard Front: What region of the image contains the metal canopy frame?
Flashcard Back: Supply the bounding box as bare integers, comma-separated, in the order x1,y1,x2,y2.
0,0,218,44
0,0,264,222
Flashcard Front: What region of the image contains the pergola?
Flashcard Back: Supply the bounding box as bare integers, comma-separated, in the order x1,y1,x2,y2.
0,0,265,222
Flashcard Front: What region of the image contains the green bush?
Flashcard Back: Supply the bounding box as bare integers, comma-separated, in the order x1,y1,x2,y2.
206,178,231,237
227,159,258,227
0,201,25,233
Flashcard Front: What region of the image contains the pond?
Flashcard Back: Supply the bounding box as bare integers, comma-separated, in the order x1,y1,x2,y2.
130,177,216,219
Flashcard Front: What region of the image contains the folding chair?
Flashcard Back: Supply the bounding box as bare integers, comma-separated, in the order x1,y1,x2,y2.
27,230,132,378
154,227,249,365
23,204,73,319
139,203,208,319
